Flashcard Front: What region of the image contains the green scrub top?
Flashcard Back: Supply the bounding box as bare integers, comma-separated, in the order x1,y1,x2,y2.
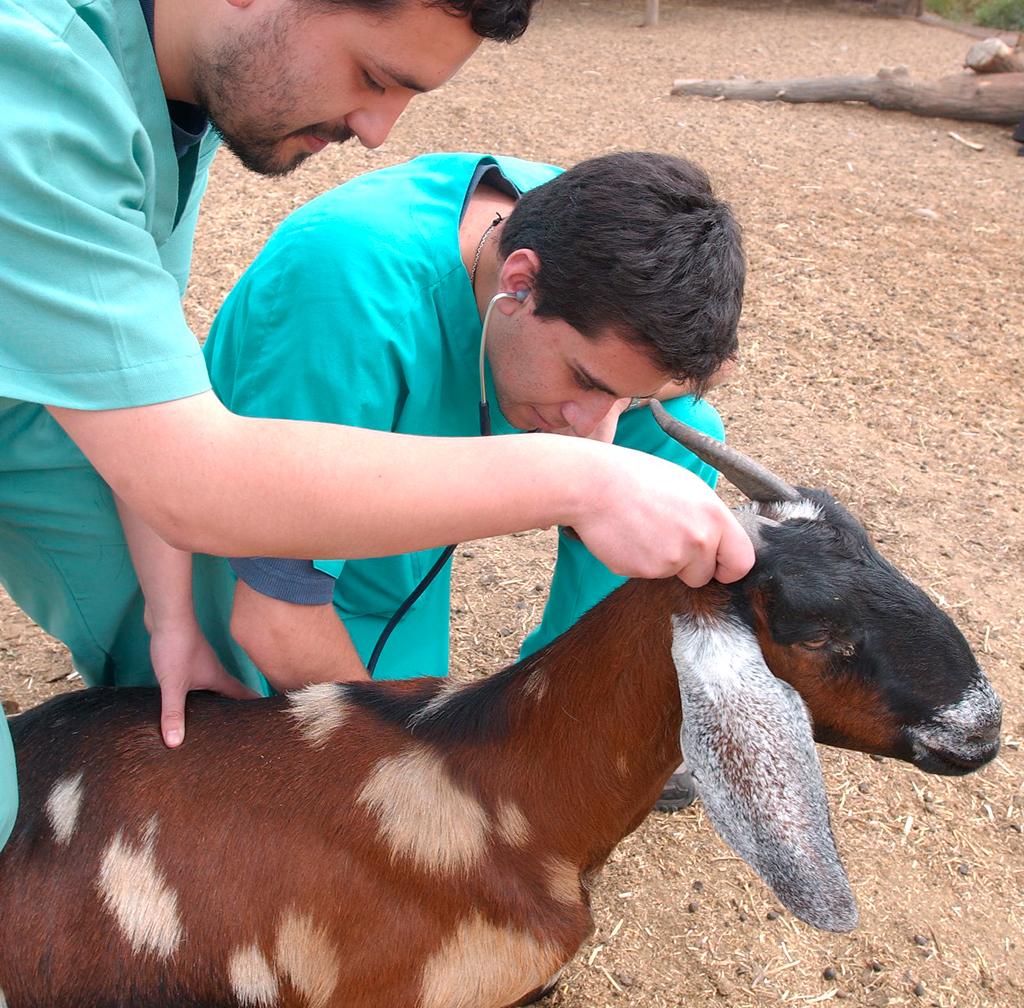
0,0,218,847
202,152,724,684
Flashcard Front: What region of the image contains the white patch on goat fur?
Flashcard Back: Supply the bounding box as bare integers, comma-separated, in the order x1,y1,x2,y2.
408,678,464,729
671,617,755,696
287,683,349,748
522,669,548,702
274,913,340,1008
228,944,279,1007
97,816,183,957
495,800,532,847
45,771,84,846
0,987,7,1008
752,498,822,523
418,913,563,1008
543,856,581,906
910,679,1002,764
357,747,489,874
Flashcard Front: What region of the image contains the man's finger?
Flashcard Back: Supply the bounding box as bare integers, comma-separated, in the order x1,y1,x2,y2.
677,550,718,588
712,519,757,584
159,684,187,748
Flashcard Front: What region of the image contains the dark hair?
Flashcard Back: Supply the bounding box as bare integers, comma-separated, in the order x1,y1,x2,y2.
499,152,745,395
313,0,535,41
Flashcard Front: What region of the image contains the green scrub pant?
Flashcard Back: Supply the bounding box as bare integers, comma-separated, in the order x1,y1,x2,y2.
0,394,723,850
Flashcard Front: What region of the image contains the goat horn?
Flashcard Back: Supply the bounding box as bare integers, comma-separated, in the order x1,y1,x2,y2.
648,400,802,504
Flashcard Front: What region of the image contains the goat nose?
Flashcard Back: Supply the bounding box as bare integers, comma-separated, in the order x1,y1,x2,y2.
906,680,1002,775
964,718,1003,748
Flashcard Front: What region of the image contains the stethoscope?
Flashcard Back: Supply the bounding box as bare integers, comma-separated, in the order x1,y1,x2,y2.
365,290,527,676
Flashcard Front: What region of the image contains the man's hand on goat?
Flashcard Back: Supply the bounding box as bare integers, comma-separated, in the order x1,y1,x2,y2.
150,620,258,747
568,446,755,587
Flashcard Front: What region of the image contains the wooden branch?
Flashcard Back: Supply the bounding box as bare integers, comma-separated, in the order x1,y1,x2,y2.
965,38,1024,74
670,66,1024,125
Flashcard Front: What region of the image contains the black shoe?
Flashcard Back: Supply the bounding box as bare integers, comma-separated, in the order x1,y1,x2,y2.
655,769,698,812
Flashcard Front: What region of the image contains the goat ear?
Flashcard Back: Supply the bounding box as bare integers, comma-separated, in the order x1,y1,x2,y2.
671,615,858,933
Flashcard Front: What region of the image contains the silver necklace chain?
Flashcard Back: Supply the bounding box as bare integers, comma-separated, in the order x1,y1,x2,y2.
470,212,503,289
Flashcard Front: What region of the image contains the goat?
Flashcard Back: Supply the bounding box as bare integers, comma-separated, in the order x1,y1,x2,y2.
0,403,1002,1008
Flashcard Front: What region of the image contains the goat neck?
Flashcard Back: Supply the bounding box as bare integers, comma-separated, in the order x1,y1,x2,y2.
477,576,699,863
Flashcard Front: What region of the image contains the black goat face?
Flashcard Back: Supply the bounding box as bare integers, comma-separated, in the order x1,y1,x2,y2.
737,491,1002,776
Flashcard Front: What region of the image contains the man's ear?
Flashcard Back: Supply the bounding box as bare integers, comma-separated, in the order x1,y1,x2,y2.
497,249,541,306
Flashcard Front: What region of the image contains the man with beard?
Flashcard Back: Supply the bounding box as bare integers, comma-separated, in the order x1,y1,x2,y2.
0,0,754,852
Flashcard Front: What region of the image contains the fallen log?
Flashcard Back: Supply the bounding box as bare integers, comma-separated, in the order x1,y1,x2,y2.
670,66,1024,125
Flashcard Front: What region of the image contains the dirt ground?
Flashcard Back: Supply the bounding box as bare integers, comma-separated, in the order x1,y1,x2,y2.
2,1,1022,1005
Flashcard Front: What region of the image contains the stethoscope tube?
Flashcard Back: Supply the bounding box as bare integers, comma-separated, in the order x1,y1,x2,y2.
365,292,516,677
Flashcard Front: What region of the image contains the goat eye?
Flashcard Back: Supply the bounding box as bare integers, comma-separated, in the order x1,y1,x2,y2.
800,637,831,651
799,635,856,658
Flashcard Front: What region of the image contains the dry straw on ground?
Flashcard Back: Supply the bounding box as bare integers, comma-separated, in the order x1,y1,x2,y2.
2,1,1021,1005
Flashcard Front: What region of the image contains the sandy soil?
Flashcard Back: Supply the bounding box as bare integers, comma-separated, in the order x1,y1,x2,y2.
2,1,1022,1005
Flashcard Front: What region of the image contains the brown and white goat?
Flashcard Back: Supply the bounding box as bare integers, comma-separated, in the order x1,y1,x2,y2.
0,404,1002,1008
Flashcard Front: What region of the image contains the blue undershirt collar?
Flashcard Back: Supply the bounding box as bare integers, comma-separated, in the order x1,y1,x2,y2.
138,0,209,158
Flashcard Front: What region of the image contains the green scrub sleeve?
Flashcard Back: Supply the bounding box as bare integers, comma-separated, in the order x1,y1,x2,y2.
0,16,210,409
0,716,16,850
206,220,412,431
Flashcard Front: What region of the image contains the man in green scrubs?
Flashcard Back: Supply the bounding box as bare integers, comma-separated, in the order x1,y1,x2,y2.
0,0,755,853
198,150,744,809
